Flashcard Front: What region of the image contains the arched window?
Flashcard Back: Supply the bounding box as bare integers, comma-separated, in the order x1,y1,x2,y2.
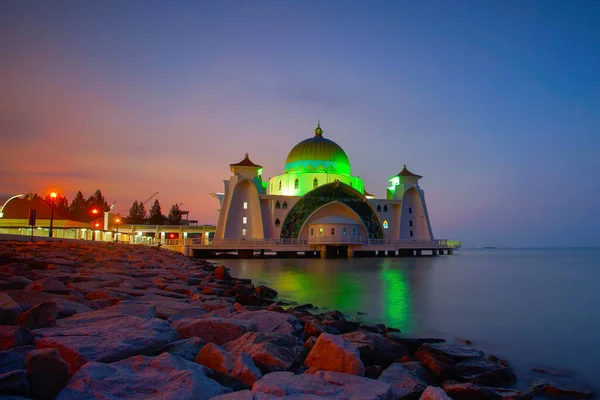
282,201,288,209
275,218,280,227
383,205,388,212
377,204,382,212
294,178,299,189
313,178,318,188
383,220,389,229
275,201,281,209
278,181,282,190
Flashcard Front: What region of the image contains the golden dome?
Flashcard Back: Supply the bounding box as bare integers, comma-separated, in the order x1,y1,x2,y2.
284,123,351,175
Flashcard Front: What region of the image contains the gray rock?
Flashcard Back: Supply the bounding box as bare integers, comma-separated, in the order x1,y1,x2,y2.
168,308,209,323
420,386,453,400
441,382,502,400
16,301,58,329
173,317,257,346
160,337,206,361
4,290,92,318
212,390,255,400
483,387,532,400
252,371,392,399
35,313,178,374
0,327,32,351
56,352,231,400
0,293,23,325
420,343,484,362
305,333,365,376
341,331,410,367
378,362,433,400
224,332,303,373
25,278,70,294
0,370,29,397
453,357,516,386
227,310,302,335
26,348,70,400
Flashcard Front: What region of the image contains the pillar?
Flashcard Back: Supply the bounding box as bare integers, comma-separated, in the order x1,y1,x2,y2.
320,245,327,259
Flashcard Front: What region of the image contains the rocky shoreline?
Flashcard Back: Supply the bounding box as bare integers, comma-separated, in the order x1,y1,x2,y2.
0,240,596,399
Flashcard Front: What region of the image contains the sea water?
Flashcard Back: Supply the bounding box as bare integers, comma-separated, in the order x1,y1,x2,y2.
222,248,600,391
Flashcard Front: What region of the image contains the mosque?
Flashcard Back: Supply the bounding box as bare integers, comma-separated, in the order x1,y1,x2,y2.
212,123,434,245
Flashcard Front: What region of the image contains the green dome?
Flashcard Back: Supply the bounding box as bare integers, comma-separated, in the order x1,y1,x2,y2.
284,124,351,175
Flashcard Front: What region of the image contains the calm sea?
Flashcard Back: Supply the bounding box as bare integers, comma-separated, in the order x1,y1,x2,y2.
221,248,600,391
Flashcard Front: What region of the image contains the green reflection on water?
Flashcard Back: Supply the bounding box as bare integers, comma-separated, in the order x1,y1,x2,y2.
381,267,413,332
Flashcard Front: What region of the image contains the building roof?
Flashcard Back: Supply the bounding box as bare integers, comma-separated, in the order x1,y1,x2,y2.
395,165,422,179
364,189,375,197
1,198,79,221
230,153,262,168
284,122,351,175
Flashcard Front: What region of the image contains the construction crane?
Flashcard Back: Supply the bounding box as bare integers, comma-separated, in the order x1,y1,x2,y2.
116,192,159,215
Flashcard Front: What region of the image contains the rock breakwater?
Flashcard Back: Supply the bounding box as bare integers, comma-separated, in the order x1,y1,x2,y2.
0,240,595,399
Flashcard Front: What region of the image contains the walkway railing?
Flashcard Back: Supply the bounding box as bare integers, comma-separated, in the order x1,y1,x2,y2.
163,238,456,248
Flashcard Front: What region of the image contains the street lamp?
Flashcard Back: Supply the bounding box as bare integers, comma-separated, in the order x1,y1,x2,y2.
91,208,99,241
49,192,57,238
115,217,121,242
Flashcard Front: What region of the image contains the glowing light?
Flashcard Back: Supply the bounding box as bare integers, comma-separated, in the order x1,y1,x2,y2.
383,220,389,229
50,192,57,198
243,202,248,209
115,218,121,223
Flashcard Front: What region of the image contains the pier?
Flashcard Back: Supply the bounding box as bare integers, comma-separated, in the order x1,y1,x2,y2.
162,238,458,259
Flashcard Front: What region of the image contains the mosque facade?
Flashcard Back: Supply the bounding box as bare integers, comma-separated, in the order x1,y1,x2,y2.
212,123,434,244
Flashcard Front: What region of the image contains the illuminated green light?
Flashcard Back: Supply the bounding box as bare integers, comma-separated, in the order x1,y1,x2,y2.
257,168,263,176
381,267,412,331
389,177,400,186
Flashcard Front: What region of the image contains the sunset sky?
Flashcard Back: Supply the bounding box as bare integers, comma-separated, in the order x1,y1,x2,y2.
1,1,599,247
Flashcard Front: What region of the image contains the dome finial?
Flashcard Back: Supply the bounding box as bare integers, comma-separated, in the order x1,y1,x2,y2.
314,121,323,137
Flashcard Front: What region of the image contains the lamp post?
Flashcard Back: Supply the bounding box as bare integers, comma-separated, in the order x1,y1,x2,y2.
115,217,121,242
49,192,57,238
91,208,99,241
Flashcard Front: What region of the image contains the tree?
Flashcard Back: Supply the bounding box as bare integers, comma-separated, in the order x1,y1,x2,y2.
86,189,110,212
69,191,87,221
167,204,182,225
127,200,147,224
148,199,164,225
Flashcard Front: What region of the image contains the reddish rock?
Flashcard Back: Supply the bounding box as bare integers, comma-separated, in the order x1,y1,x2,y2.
0,326,33,350
255,285,277,299
399,356,415,363
224,332,303,373
341,331,410,368
215,266,232,280
266,304,284,313
196,343,263,388
227,310,301,335
26,278,70,294
26,348,70,400
173,317,257,346
421,386,453,400
320,318,360,334
17,301,58,329
304,333,365,376
442,382,502,400
160,337,206,361
530,379,595,399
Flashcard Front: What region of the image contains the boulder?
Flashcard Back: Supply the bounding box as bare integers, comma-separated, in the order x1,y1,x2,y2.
0,326,32,351
212,390,255,400
420,343,484,362
421,386,453,400
0,370,29,397
196,299,235,312
26,348,70,400
386,334,445,353
251,370,392,399
5,290,93,318
165,283,197,296
453,357,516,387
341,331,410,367
415,351,455,381
215,266,232,281
196,343,263,388
16,301,58,329
378,362,434,400
224,332,303,373
26,278,70,294
168,308,209,323
483,387,532,400
35,313,178,374
320,319,360,334
0,346,34,374
304,333,364,376
441,382,502,400
0,292,23,325
227,310,302,335
255,285,277,299
159,337,206,361
304,318,340,339
173,317,257,346
530,379,595,399
55,352,231,399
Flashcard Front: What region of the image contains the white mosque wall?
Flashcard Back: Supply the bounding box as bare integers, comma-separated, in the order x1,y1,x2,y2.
223,179,264,239
400,186,432,240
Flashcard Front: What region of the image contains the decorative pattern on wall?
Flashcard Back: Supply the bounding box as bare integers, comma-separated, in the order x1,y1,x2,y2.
280,181,384,239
